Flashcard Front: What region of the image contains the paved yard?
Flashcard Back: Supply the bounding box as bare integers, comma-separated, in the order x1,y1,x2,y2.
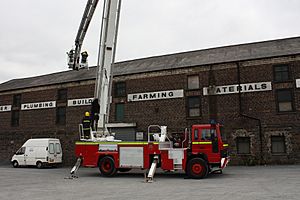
0,165,299,200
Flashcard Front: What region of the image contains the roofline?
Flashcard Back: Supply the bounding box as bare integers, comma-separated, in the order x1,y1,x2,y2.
114,36,300,64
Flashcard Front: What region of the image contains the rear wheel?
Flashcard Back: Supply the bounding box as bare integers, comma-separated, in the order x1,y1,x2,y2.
99,156,117,177
12,161,19,168
186,158,208,179
36,161,43,169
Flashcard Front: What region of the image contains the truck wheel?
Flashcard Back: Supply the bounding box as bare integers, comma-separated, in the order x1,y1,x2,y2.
12,161,19,168
186,158,208,179
36,161,43,169
99,156,117,177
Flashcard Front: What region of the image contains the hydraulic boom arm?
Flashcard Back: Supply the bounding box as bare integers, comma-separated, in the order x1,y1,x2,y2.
68,0,122,134
68,0,100,70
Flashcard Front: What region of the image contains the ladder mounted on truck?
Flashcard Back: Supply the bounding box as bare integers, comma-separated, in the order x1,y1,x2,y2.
67,0,122,136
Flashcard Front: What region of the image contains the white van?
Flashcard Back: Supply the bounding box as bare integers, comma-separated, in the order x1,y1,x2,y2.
11,138,62,168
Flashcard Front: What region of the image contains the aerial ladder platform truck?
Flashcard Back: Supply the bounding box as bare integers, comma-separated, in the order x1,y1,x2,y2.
67,0,229,181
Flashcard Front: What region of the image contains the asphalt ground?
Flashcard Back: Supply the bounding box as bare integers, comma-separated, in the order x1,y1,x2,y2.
0,165,299,200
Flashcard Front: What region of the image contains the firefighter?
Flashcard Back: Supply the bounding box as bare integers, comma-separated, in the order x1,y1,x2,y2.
91,99,100,131
82,112,92,139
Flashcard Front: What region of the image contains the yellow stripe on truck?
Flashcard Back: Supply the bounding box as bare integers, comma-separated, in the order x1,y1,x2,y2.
192,142,212,145
75,141,159,145
223,144,229,147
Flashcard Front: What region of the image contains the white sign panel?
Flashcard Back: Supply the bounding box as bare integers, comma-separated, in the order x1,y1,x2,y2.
68,98,93,107
0,105,11,112
128,89,184,102
21,101,56,110
203,82,272,96
296,79,300,88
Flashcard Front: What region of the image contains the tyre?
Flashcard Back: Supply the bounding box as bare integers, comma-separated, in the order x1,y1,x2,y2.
99,156,117,177
36,161,43,169
12,161,19,168
186,158,208,179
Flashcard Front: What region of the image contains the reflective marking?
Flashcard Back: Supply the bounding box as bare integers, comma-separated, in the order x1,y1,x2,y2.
223,144,229,147
76,141,159,145
192,142,212,145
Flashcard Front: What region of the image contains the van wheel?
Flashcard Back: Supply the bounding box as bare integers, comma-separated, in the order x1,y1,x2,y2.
36,161,43,169
99,156,117,177
12,161,19,168
186,158,208,179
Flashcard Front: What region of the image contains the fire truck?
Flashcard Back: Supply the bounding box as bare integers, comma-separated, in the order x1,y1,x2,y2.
67,0,229,181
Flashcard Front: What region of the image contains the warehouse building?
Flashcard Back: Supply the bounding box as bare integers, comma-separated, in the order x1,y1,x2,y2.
1,37,300,166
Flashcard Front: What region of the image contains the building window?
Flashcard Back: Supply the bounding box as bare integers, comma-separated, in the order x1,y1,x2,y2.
57,89,67,102
187,96,201,117
271,136,286,154
276,89,294,112
236,137,250,154
115,103,124,122
187,75,199,90
56,107,66,125
114,82,126,97
13,94,21,107
274,65,290,82
11,110,20,127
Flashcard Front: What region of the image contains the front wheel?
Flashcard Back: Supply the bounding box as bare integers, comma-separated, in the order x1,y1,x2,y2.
12,161,19,168
186,158,208,179
99,156,117,177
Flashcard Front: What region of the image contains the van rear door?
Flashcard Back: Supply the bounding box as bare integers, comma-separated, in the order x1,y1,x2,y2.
48,140,62,164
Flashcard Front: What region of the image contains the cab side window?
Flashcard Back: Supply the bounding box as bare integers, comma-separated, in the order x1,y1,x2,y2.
16,147,25,155
201,129,216,140
194,129,199,140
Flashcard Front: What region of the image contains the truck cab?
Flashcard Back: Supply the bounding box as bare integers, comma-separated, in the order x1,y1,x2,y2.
185,123,229,178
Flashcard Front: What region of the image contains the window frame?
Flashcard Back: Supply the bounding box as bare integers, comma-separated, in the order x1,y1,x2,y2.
276,89,295,113
187,75,200,90
13,94,22,108
271,136,286,154
115,103,125,122
236,137,251,154
114,82,126,97
273,65,290,82
187,96,201,117
56,107,66,125
57,89,68,102
11,110,20,127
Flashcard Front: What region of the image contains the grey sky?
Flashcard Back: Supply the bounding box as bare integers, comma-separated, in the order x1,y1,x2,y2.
0,0,300,84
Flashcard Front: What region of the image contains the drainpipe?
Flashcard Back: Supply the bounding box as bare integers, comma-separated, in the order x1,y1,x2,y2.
237,62,264,165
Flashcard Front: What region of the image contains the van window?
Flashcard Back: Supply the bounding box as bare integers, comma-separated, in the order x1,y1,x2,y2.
49,143,55,154
16,147,25,155
56,144,61,154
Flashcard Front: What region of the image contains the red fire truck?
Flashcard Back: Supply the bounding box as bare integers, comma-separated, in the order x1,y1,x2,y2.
68,0,229,181
75,124,229,180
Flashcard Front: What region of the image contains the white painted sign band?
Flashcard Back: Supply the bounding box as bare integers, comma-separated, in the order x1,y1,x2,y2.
21,101,56,110
128,89,184,102
203,82,272,96
68,98,93,107
0,105,12,112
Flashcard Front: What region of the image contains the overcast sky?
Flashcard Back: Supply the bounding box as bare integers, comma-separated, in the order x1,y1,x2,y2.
0,0,300,84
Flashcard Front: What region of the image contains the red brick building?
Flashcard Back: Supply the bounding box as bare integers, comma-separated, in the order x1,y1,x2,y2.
1,37,300,165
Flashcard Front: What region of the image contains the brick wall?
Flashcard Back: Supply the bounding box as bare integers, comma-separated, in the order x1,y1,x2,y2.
1,55,300,165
